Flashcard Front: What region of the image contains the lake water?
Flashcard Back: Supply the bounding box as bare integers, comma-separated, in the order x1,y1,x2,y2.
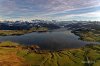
0,28,99,50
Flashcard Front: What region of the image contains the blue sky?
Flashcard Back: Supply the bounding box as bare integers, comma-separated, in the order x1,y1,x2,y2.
0,0,100,21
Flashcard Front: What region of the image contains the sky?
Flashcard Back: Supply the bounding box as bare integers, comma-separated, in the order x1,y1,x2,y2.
0,0,100,21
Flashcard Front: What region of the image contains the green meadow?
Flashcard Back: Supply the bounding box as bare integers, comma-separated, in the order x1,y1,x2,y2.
0,41,99,66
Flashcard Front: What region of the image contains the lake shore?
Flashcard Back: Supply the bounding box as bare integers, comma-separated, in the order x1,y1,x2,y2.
72,29,100,42
0,27,48,36
0,41,100,66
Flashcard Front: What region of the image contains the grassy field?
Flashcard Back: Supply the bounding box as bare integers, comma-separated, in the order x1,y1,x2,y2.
73,29,100,42
0,41,99,66
0,27,48,36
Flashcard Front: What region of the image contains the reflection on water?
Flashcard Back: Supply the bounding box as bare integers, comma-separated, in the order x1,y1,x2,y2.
0,28,99,50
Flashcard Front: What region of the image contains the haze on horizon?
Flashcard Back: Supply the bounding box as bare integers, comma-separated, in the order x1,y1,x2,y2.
0,0,100,21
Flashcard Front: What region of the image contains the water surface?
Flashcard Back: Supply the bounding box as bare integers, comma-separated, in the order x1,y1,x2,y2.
0,28,99,50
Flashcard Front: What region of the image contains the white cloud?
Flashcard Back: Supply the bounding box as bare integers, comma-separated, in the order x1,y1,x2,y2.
76,11,100,17
49,11,100,21
0,0,100,21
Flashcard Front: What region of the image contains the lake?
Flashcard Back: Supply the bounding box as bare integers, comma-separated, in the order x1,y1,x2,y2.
0,28,99,50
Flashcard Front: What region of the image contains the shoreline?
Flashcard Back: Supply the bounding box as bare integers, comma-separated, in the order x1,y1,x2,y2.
0,41,100,66
71,29,100,42
0,27,48,36
0,41,99,52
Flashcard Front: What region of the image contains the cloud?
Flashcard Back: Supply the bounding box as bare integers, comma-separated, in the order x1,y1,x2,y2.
53,10,100,21
0,0,100,20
